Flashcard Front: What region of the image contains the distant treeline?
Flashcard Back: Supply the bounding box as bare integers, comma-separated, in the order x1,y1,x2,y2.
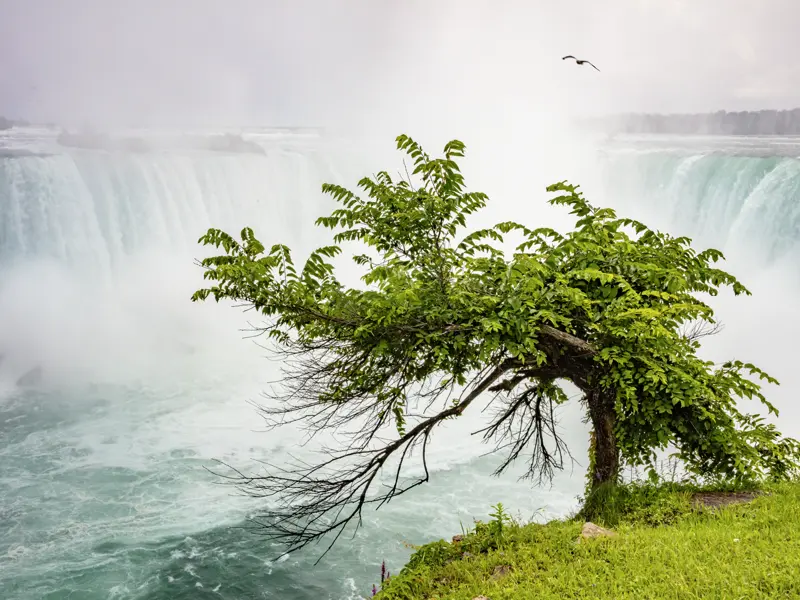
590,109,800,135
7,110,800,136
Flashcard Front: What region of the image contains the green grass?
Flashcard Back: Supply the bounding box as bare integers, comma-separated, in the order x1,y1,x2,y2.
374,482,800,599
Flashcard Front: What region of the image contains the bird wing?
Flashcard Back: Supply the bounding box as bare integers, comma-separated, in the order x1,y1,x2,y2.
562,55,576,60
586,61,600,72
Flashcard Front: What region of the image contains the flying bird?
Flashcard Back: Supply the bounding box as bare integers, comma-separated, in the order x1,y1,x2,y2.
562,55,600,72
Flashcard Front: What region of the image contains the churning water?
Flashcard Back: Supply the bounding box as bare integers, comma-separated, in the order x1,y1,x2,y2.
1,129,798,599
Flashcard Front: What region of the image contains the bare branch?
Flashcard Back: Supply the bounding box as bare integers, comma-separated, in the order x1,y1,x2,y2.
217,360,512,562
477,380,575,484
681,319,724,342
488,367,570,392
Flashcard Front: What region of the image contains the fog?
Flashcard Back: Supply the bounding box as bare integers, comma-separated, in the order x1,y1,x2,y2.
1,5,799,597
2,0,799,132
2,0,799,421
0,2,798,430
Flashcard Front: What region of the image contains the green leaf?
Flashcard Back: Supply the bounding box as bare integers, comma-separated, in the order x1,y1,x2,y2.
192,132,800,515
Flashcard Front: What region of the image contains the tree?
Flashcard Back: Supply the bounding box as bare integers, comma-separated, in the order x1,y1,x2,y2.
191,134,800,558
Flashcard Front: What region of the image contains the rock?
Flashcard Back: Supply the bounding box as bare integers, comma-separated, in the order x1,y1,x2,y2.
452,534,464,544
472,596,490,600
492,565,511,579
16,366,43,388
580,522,617,539
692,491,761,509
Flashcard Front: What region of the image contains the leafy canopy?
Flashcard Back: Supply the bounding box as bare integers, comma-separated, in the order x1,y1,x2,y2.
193,134,799,488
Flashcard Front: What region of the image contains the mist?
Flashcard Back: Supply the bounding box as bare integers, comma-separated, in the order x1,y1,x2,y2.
1,0,797,420
2,0,800,130
0,0,798,407
2,4,800,598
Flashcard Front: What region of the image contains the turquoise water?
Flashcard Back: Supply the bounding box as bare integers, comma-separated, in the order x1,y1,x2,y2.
1,131,798,599
599,141,800,267
0,131,587,600
0,379,585,599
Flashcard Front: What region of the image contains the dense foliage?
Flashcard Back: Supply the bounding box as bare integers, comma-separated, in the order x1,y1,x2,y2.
192,134,799,555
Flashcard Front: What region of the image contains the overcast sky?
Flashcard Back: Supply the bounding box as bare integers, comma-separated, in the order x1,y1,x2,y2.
1,0,798,129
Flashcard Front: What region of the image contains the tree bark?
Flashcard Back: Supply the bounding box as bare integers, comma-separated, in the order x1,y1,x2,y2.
586,388,620,489
539,325,596,355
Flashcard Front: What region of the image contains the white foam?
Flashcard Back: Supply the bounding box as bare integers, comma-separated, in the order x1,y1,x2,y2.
1,132,797,599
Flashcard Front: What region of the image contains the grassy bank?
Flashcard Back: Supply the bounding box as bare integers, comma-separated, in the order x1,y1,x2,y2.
373,482,800,599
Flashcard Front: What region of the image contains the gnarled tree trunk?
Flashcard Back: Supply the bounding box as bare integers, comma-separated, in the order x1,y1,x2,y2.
586,388,620,489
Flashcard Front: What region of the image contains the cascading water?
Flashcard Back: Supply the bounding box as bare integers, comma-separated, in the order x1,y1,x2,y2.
599,138,800,269
597,136,800,443
0,130,587,600
0,143,336,270
1,129,798,599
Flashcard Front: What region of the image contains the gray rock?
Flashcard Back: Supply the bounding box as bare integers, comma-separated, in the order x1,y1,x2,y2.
16,366,42,387
492,565,511,579
580,522,617,539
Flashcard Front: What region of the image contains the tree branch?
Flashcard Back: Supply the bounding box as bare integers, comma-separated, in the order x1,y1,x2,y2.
214,360,512,562
540,325,596,355
681,320,723,342
477,379,575,483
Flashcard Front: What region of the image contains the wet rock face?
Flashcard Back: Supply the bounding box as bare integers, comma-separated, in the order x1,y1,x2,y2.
16,365,43,388
0,353,44,388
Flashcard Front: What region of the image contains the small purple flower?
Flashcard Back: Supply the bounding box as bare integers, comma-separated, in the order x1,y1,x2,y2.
370,560,392,596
